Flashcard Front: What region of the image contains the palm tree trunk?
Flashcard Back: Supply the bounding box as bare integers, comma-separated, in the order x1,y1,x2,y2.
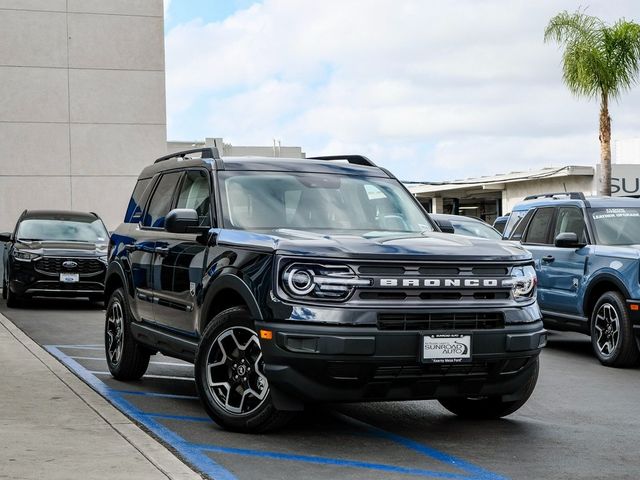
599,91,612,196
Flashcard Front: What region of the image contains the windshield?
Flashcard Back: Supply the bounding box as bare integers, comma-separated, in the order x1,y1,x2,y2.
590,208,640,245
17,218,108,243
219,172,434,234
451,219,502,240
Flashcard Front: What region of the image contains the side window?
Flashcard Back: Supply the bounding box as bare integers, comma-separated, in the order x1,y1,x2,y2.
142,172,182,228
125,178,151,223
554,207,587,243
176,170,212,227
509,209,534,241
523,207,554,244
503,210,527,238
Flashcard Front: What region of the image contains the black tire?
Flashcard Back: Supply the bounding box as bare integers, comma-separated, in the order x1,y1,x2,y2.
2,275,7,300
89,294,104,306
105,288,150,380
195,306,294,432
590,291,640,367
6,282,21,308
438,357,539,419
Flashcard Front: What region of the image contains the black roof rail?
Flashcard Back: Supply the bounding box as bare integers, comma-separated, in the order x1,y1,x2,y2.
308,155,377,167
154,147,220,164
523,192,586,201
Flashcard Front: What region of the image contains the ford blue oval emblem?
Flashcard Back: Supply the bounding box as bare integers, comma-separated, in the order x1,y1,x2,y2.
62,260,78,269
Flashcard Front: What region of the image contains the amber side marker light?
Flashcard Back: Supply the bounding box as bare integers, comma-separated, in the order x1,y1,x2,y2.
260,329,273,340
630,304,639,311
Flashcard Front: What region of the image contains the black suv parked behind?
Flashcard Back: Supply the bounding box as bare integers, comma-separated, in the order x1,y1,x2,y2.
104,148,546,432
1,210,109,307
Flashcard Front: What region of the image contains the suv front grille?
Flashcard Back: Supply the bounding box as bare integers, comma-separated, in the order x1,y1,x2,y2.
350,262,514,306
35,257,105,275
377,312,505,331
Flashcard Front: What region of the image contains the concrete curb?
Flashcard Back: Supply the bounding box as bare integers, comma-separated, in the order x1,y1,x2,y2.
0,313,203,480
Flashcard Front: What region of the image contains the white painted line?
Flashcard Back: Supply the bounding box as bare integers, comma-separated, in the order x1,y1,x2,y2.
70,356,192,368
89,371,195,382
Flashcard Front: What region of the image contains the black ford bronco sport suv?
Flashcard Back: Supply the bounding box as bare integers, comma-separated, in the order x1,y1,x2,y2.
104,148,546,432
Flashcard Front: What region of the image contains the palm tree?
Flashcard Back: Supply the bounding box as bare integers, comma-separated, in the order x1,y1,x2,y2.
544,11,640,195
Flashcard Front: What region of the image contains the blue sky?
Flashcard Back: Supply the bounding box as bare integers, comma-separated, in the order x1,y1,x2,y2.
163,0,640,182
165,0,255,30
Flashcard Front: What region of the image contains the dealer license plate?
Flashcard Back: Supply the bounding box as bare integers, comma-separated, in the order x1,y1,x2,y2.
422,334,472,363
60,273,79,283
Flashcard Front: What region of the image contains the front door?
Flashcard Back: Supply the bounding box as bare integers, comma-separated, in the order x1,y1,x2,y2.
538,206,590,317
520,207,556,310
152,169,213,335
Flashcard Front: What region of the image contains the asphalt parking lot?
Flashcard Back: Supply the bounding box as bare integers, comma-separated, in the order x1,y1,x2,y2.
3,298,640,480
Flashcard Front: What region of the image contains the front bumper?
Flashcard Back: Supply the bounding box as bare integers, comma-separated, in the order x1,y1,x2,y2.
256,316,546,405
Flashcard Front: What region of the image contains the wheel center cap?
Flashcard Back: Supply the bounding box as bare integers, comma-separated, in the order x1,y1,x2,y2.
237,365,247,376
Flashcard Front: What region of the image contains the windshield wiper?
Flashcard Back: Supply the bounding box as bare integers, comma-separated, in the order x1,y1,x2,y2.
16,238,41,244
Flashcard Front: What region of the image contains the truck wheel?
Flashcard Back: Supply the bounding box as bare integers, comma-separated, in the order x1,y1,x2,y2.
590,291,640,367
195,306,293,432
6,282,21,308
438,357,539,419
105,288,150,380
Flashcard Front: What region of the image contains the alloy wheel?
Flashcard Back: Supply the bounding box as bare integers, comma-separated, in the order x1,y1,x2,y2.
106,300,124,365
205,326,269,415
594,302,620,357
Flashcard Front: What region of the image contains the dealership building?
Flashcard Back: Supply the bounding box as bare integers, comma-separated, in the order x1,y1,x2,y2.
408,156,640,225
1,1,639,233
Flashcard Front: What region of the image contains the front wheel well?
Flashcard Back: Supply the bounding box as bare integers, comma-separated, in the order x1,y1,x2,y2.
104,273,124,302
584,280,627,319
202,289,249,329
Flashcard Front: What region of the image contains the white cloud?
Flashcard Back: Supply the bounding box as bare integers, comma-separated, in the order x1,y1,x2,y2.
164,0,640,180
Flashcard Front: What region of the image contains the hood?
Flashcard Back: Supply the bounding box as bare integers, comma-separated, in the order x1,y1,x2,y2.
216,229,531,262
15,240,107,257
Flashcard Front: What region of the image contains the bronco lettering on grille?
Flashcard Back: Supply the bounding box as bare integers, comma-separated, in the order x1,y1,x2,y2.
377,278,507,288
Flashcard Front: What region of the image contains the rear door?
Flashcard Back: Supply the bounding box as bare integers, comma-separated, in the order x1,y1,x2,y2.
134,171,183,322
152,169,213,334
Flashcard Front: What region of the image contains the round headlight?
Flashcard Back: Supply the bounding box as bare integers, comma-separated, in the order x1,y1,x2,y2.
287,268,315,295
510,265,537,299
281,263,371,301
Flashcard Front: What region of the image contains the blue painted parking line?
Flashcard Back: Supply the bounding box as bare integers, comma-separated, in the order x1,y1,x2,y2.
47,344,509,480
336,414,508,480
193,443,477,479
145,412,212,423
46,345,238,480
114,389,200,401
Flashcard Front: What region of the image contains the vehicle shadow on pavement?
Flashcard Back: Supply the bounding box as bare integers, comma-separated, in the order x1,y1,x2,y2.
543,331,594,360
8,297,104,311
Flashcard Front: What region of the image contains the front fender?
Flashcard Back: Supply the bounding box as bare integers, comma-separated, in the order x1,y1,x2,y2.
200,272,264,333
582,268,634,313
105,260,132,297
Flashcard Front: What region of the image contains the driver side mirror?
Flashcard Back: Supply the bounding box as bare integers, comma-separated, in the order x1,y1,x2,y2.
0,232,11,242
165,209,202,234
554,232,587,249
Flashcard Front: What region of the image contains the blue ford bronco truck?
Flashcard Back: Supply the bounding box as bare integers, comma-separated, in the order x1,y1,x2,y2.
505,192,640,367
103,148,546,432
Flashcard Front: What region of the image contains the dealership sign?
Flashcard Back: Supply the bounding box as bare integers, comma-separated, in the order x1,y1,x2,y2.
597,164,640,196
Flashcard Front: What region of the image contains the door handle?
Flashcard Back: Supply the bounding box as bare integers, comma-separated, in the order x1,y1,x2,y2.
154,247,169,257
542,255,555,263
125,243,155,253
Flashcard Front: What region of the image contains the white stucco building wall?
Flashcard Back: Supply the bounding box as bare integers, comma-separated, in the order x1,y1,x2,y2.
0,0,167,230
